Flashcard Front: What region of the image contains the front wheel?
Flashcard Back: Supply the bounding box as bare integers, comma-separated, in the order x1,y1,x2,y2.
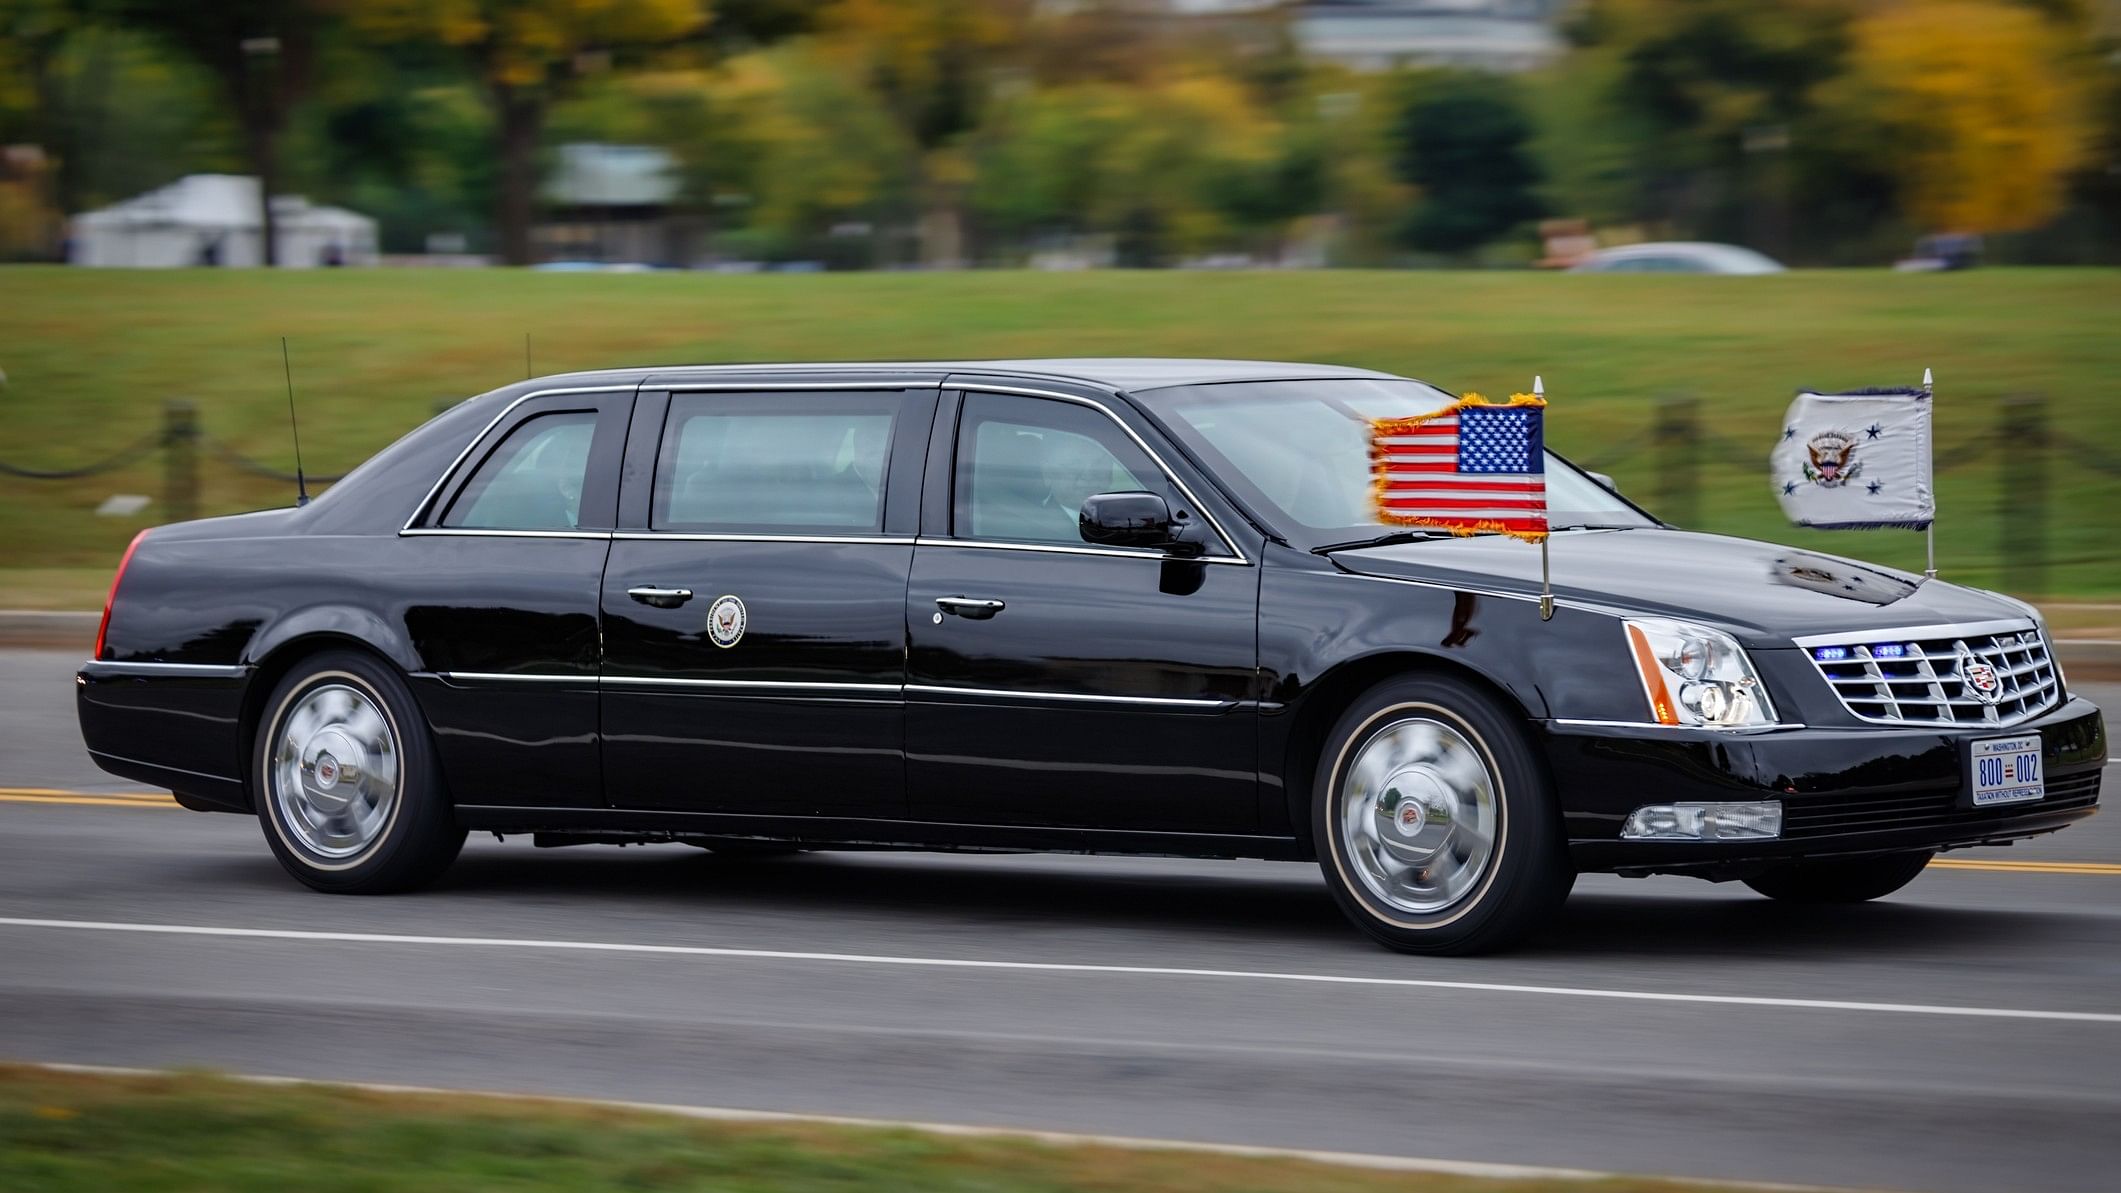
1313,674,1572,955
253,650,464,893
1742,852,1932,904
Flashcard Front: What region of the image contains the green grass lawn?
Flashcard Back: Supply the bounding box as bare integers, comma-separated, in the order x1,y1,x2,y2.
1,265,2116,599
0,1065,1723,1193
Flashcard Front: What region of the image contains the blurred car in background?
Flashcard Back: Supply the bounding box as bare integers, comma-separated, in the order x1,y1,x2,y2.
1895,233,1984,272
1569,242,1787,275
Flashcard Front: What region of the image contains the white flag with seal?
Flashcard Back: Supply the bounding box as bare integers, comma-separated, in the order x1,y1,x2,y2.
1770,387,1934,529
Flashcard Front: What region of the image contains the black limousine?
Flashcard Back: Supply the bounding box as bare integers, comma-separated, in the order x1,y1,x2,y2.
78,360,2105,954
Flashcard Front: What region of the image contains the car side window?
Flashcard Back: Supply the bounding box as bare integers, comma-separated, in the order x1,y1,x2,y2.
953,393,1170,545
442,411,599,530
654,392,897,533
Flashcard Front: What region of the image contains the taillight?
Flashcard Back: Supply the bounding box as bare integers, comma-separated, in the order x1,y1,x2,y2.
94,530,148,661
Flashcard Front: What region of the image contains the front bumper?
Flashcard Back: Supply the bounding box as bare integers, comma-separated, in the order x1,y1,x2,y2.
1544,696,2105,876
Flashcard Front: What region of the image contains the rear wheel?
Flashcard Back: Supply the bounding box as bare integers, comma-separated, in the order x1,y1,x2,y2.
1313,674,1572,955
253,650,464,893
1742,852,1932,904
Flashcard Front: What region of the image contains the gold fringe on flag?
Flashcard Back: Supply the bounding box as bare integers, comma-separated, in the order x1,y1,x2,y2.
1370,392,1549,542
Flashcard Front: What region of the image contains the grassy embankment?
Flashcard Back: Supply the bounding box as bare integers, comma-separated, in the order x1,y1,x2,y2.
0,1064,1747,1193
1,266,2115,605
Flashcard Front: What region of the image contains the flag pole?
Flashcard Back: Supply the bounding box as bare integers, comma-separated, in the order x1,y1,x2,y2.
1536,374,1554,620
1922,367,1936,579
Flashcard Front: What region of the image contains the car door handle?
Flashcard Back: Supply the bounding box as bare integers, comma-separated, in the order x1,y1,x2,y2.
628,585,694,608
935,596,1005,620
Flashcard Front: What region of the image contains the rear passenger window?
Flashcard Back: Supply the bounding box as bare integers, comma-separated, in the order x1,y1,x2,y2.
443,411,599,530
654,393,898,532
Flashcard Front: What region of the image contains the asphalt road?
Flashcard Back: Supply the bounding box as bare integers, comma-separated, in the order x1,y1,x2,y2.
3,647,2117,1191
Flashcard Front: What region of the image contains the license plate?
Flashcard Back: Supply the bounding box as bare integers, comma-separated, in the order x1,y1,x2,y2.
1971,735,2044,806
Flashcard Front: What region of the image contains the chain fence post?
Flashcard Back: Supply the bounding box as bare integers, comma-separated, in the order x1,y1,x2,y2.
1999,393,2047,600
163,399,197,523
1654,395,1700,527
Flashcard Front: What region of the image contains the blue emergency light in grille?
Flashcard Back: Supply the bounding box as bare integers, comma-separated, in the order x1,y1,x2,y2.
1796,622,2060,727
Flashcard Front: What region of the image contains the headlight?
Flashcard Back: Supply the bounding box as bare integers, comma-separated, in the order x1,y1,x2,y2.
1623,617,1779,728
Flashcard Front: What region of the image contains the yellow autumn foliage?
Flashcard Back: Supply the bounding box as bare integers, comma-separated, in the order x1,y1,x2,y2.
1846,0,2091,234
349,0,708,89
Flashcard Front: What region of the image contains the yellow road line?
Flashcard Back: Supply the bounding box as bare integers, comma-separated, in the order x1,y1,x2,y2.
1932,858,2121,875
0,788,178,808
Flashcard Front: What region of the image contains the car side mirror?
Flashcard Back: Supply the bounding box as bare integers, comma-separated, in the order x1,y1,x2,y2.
1588,471,1620,494
1079,490,1177,551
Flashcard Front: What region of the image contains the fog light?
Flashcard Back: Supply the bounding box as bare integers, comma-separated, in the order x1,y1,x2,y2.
1621,801,1783,841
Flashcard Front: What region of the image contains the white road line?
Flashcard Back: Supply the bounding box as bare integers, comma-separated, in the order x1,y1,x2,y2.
3,915,2117,1025
33,1063,1833,1191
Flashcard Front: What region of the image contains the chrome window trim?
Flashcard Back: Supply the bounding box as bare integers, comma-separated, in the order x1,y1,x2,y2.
1790,619,2040,649
949,382,1252,565
662,380,943,392
80,660,250,679
912,536,1249,566
402,385,639,535
613,532,916,546
905,682,1236,709
403,529,612,540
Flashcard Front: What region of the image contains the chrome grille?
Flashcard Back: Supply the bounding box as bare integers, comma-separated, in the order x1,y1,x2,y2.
1796,620,2059,727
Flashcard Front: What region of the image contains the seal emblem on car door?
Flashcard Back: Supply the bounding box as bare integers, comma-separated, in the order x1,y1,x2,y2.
706,595,747,648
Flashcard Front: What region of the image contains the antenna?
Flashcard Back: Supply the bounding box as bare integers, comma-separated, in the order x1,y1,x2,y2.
281,337,310,507
524,333,533,380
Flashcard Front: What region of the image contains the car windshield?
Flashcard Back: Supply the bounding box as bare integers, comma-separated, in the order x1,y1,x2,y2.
1137,378,1656,548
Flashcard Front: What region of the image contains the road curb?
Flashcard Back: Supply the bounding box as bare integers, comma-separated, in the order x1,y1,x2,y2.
0,610,96,650
6,609,2119,680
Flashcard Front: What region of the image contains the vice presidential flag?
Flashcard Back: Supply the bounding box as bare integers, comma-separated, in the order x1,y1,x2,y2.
1770,387,1934,530
1371,396,1547,542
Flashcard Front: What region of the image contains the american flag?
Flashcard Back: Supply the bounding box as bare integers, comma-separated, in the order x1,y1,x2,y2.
1371,398,1548,541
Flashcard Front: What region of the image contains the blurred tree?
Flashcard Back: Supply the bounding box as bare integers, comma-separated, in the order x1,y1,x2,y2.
1391,71,1544,256
290,74,498,254
968,85,1126,250
971,63,1402,266
348,0,709,265
1564,0,1851,238
818,0,1030,265
1834,0,2092,235
108,0,330,264
0,0,73,215
734,49,914,262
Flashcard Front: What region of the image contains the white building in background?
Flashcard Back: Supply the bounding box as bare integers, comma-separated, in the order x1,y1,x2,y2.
1180,0,1564,73
69,174,378,268
535,143,686,266
1294,1,1563,72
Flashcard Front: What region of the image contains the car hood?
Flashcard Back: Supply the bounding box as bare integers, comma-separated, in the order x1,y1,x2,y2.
1327,528,2032,645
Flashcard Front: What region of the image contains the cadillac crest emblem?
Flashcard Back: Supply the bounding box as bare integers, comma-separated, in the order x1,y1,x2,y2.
1956,643,2003,706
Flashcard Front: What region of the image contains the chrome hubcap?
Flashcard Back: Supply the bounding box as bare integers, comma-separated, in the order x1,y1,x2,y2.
1337,715,1499,915
271,682,399,858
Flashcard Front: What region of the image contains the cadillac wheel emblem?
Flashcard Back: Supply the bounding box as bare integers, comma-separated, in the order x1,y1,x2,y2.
1956,643,2002,706
706,595,747,649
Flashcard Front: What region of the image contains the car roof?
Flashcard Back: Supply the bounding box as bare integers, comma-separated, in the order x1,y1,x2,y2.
619,358,1406,393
